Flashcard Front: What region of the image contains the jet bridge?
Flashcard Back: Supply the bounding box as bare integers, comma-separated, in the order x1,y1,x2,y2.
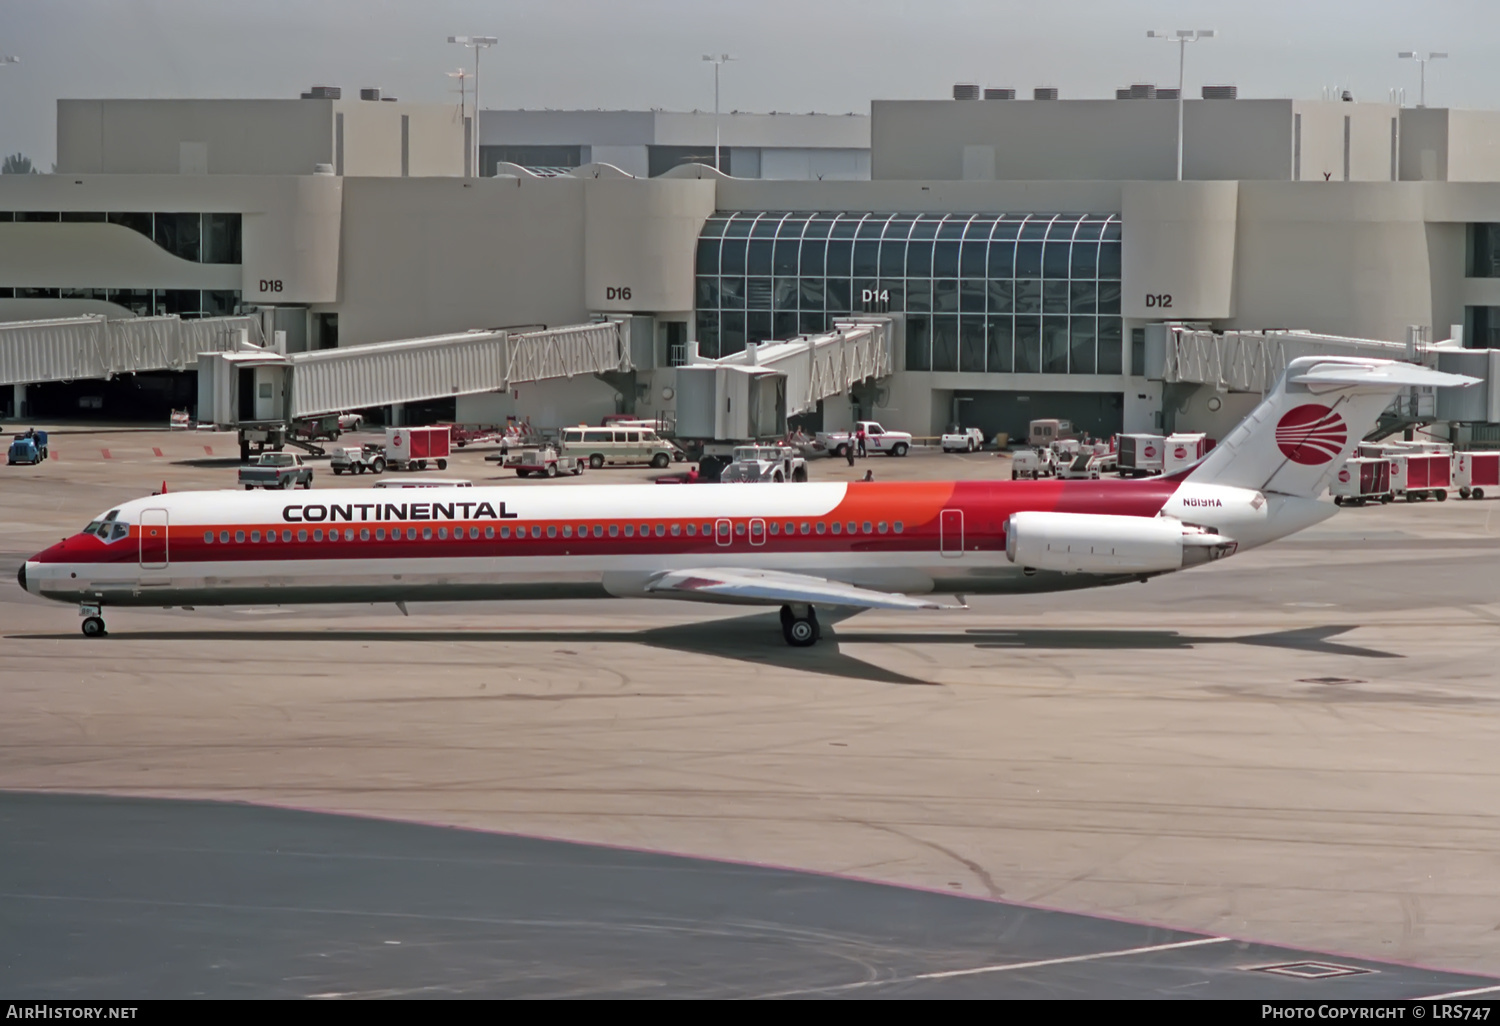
0,313,264,386
197,319,633,441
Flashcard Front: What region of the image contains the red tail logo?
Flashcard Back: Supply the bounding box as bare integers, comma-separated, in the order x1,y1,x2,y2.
1276,405,1348,465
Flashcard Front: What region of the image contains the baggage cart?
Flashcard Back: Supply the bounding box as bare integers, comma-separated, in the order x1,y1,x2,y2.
1455,451,1500,499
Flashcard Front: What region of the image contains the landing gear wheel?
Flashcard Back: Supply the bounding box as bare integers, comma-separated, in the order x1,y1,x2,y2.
81,616,106,638
589,454,604,469
779,605,820,647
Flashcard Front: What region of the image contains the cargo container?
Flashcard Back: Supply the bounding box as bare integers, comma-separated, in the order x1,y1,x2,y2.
1397,452,1450,502
1117,433,1164,478
1163,433,1212,475
384,425,451,471
1454,451,1500,499
1330,458,1393,506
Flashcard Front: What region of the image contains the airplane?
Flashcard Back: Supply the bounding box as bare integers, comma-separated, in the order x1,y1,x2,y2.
15,356,1475,647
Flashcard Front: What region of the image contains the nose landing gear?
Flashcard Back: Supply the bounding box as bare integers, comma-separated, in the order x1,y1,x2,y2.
79,604,107,638
779,604,820,647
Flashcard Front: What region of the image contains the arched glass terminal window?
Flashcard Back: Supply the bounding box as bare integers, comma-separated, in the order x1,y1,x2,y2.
695,211,1122,375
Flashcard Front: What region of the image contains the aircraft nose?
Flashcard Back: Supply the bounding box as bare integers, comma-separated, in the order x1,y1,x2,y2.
16,562,26,593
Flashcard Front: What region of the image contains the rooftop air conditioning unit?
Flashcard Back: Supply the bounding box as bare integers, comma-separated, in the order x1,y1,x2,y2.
301,85,341,100
1202,85,1238,99
1127,84,1156,99
1115,88,1132,99
359,87,381,101
983,88,1016,100
952,83,980,101
1033,87,1059,100
313,163,335,175
1156,88,1180,99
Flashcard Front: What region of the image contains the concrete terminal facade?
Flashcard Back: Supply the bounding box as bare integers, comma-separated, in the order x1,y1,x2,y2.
6,92,1500,440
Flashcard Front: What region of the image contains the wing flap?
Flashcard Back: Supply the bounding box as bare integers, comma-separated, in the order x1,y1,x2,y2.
645,567,947,610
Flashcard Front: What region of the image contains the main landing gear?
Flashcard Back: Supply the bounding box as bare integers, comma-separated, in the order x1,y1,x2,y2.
80,603,107,638
780,604,820,647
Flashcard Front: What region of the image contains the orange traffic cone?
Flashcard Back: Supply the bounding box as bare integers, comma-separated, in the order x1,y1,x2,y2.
161,481,168,493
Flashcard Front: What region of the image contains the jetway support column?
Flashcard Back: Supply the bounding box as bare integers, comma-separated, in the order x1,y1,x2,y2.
12,383,25,419
389,403,404,427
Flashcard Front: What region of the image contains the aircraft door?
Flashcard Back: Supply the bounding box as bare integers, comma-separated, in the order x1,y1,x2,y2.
939,508,963,558
139,509,169,569
715,518,733,547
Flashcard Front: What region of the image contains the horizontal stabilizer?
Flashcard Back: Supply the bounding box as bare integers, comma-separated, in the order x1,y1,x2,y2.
645,567,947,610
1289,361,1480,391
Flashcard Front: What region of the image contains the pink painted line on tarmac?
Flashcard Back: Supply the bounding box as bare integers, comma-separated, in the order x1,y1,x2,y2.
100,449,111,459
203,446,214,455
152,447,164,458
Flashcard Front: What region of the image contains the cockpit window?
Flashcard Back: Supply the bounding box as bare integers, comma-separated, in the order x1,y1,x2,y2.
83,511,129,543
109,523,128,541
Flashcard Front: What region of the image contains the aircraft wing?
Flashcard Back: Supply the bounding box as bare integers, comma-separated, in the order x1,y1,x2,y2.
644,567,950,610
1290,362,1479,390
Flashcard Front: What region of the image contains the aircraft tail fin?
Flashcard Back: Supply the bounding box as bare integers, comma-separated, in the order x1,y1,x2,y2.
1186,357,1478,498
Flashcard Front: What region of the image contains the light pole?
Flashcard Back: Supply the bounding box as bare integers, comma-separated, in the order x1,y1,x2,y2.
1397,51,1447,108
1147,29,1215,181
449,35,497,177
701,53,735,172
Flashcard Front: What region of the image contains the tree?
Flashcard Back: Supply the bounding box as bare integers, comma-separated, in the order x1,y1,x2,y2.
1,153,37,174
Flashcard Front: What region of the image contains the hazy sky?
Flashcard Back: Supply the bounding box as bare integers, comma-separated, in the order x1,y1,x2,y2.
3,0,1499,166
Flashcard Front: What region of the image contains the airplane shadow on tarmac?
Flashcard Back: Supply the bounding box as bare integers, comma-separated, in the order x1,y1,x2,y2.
9,613,1401,686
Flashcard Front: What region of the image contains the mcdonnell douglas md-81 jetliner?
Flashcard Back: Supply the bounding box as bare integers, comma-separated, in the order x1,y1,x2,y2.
17,357,1475,646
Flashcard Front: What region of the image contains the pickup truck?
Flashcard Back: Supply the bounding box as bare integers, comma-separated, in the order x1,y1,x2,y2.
941,427,985,453
816,421,913,458
239,452,314,490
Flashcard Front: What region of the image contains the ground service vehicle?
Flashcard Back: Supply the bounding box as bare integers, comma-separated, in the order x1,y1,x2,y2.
942,428,986,453
372,478,473,489
1028,419,1075,447
718,446,809,483
238,452,313,490
1010,449,1053,479
515,446,585,478
1455,451,1499,499
1056,452,1117,480
7,429,48,465
21,357,1476,646
560,425,679,469
330,445,387,475
1117,434,1165,477
816,421,913,458
1330,458,1394,506
384,426,450,471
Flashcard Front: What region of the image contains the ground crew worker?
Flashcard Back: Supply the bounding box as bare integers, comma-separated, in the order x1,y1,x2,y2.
686,465,700,483
845,443,856,467
855,426,867,457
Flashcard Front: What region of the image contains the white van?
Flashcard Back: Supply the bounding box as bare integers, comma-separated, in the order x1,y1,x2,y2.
560,426,679,469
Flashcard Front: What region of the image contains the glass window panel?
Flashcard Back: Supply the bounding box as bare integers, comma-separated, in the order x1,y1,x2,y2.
1069,281,1097,314
987,240,1014,278
853,240,879,276
108,289,154,316
1070,241,1098,278
1097,280,1121,314
1042,242,1071,278
720,238,747,275
987,279,1013,313
203,290,240,316
959,317,986,373
1015,241,1043,278
1076,219,1107,241
1101,220,1122,241
965,217,995,239
960,241,987,278
154,212,201,261
747,310,773,344
1098,242,1121,278
724,215,753,238
1014,316,1041,373
696,237,721,274
773,277,798,309
16,211,60,222
1042,317,1069,373
989,218,1021,241
750,215,782,237
1043,280,1070,313
1014,279,1041,314
933,278,959,313
747,239,773,275
799,278,825,310
696,276,718,308
959,280,986,313
905,315,931,371
778,218,809,239
720,311,746,354
774,311,798,339
803,217,833,239
908,218,938,241
825,239,852,277
1047,217,1081,240
797,238,825,276
1097,317,1124,374
799,312,826,335
883,218,915,241
855,217,885,239
933,241,960,277
773,239,798,275
905,241,933,277
746,278,773,308
107,212,152,237
879,239,906,277
720,276,746,308
700,216,729,238
61,288,107,300
18,287,60,299
156,289,202,316
931,315,959,371
987,317,1014,373
829,216,859,239
61,211,105,223
905,279,931,313
878,280,905,310
1069,317,1097,375
852,278,877,309
1020,217,1050,241
697,311,719,357
825,279,851,312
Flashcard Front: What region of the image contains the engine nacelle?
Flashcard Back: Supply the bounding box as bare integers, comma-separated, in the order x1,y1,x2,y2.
1005,511,1234,574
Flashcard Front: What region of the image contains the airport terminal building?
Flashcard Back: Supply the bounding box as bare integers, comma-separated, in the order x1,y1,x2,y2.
6,89,1500,441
